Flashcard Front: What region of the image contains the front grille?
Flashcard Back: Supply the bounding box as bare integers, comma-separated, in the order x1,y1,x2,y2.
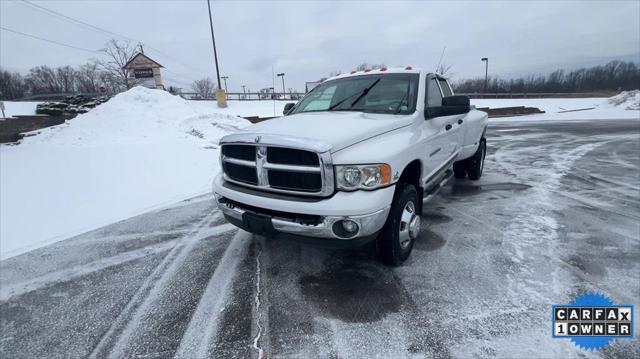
222,145,255,161
267,147,319,166
221,143,330,196
223,162,258,185
268,170,321,192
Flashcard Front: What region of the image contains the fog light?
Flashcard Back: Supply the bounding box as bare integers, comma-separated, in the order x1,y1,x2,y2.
342,220,358,233
332,219,360,239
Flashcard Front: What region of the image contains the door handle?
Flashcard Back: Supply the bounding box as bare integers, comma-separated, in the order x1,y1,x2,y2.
445,124,452,131
458,119,463,125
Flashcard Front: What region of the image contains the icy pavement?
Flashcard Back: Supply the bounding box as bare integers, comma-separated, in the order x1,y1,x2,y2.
1,119,639,358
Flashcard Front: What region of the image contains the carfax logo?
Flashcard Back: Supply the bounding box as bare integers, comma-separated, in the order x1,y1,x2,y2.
552,293,634,350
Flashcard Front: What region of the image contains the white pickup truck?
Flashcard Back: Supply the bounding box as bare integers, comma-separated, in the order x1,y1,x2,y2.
213,67,488,265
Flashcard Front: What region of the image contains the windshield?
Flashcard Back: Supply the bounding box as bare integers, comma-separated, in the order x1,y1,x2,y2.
291,73,419,115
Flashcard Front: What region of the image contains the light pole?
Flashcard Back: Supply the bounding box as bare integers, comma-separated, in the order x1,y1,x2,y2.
481,57,488,93
207,0,221,90
207,0,225,107
277,73,285,98
221,76,229,93
241,85,246,100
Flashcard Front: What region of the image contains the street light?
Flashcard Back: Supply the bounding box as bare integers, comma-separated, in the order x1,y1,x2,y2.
206,0,225,107
277,73,285,98
206,0,221,90
221,76,229,93
481,57,489,93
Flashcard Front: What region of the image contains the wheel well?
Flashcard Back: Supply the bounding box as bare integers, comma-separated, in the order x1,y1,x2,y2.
398,160,423,214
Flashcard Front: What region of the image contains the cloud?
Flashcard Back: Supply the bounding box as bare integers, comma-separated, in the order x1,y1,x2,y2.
1,0,638,92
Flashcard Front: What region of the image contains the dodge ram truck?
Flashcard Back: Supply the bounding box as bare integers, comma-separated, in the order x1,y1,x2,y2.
212,67,488,265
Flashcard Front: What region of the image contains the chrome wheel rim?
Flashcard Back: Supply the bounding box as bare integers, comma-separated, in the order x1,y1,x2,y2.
399,200,419,249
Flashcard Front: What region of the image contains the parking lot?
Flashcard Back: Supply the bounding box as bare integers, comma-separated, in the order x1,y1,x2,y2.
1,118,638,358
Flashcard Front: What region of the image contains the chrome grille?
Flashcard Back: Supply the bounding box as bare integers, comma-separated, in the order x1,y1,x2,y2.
219,134,334,197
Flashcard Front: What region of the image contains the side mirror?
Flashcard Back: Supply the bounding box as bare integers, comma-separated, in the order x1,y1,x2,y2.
283,102,295,115
442,95,470,107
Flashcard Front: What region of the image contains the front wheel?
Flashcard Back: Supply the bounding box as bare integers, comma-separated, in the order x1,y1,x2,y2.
467,138,486,180
376,184,420,266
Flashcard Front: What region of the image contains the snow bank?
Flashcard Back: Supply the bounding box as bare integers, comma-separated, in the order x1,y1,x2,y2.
606,90,640,110
475,92,640,122
1,87,250,259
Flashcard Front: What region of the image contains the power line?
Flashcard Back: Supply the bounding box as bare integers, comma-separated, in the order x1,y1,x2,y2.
0,26,99,53
18,0,210,77
19,0,135,42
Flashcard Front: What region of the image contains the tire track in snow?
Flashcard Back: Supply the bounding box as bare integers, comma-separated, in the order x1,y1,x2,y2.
251,242,264,359
174,230,252,358
89,210,222,359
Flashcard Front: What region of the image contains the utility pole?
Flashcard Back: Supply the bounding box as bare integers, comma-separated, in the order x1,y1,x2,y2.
207,0,221,90
481,57,489,93
221,76,229,93
277,73,285,97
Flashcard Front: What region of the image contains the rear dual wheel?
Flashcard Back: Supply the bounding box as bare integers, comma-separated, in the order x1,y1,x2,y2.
453,138,486,180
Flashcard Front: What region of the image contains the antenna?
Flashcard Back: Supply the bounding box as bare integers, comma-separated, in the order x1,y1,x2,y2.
436,46,446,73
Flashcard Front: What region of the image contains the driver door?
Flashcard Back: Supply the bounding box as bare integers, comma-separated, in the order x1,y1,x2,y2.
421,76,462,182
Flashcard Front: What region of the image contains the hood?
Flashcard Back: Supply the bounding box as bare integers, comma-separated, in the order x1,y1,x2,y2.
243,111,415,152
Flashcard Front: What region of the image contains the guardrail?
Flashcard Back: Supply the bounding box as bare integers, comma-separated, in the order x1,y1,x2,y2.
459,92,617,99
180,92,305,101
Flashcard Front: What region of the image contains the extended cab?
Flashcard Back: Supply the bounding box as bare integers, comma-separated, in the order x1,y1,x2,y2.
212,67,488,265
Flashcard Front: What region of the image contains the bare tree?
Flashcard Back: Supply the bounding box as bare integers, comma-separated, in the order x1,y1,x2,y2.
0,68,27,100
56,66,77,92
95,39,137,91
354,63,386,71
75,63,101,92
25,66,60,94
191,78,215,98
436,63,453,77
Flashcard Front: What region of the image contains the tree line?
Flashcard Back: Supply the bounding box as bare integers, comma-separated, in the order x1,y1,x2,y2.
0,39,138,100
452,60,639,94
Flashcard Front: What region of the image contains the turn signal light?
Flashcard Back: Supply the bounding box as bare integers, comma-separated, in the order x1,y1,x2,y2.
405,65,413,70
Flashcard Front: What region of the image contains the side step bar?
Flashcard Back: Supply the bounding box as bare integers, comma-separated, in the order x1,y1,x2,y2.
423,168,453,203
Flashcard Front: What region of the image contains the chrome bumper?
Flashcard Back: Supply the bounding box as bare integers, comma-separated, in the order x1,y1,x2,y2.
214,193,389,240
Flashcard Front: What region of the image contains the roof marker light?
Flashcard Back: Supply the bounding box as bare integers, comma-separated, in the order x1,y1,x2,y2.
379,67,387,71
350,70,356,74
364,68,372,72
405,65,413,70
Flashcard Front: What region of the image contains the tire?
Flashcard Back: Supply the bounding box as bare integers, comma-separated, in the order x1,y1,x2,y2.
467,139,486,180
376,184,420,266
453,161,467,179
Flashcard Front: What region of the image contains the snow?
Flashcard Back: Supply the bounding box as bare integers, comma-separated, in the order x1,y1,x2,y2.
1,90,638,259
472,93,640,122
0,87,250,259
189,100,292,118
1,101,41,118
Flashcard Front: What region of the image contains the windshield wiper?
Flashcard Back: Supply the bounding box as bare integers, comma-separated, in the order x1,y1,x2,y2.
328,78,381,111
394,92,408,113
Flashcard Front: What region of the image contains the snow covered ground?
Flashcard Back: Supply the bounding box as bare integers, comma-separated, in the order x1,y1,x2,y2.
0,101,40,118
472,91,640,121
190,100,292,118
0,87,250,259
1,90,638,259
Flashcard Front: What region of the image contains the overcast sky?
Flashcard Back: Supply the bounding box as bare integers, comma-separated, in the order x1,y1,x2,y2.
1,0,639,92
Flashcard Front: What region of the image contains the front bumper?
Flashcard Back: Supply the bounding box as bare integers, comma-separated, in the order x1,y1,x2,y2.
212,174,393,244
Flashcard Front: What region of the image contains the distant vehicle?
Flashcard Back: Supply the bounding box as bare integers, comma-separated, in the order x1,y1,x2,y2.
213,67,488,265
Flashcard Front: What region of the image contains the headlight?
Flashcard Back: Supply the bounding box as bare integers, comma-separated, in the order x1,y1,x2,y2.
335,164,392,190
